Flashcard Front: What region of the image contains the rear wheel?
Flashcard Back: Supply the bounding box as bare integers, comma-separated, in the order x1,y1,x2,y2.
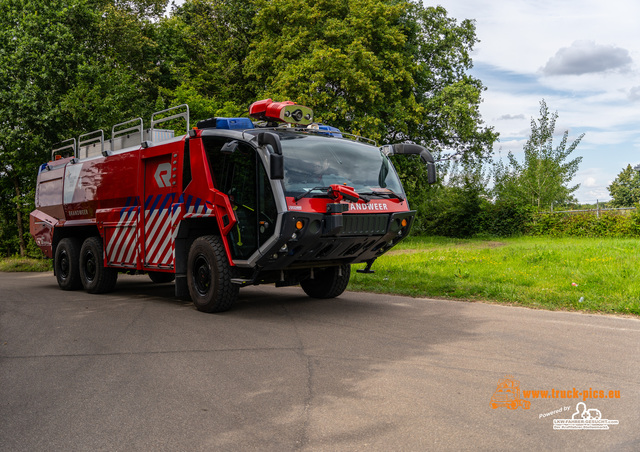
187,235,238,313
79,237,118,293
300,264,351,299
54,238,82,290
148,271,175,283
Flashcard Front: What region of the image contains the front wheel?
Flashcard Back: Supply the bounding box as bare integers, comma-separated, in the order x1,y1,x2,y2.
300,265,351,299
79,237,118,293
187,236,238,313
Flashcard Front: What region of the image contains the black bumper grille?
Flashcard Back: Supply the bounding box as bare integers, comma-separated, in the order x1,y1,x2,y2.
340,214,389,236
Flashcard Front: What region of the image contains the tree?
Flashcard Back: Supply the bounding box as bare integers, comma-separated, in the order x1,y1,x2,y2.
608,164,640,207
493,100,584,209
164,0,497,150
0,0,91,256
1,0,498,255
166,0,497,217
0,0,171,256
244,1,496,152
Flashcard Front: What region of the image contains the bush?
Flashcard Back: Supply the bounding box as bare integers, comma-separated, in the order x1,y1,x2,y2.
528,211,639,238
479,200,535,236
414,185,484,238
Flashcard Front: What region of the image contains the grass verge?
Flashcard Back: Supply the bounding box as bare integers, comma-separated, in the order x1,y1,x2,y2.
3,237,639,316
0,257,52,272
349,236,640,316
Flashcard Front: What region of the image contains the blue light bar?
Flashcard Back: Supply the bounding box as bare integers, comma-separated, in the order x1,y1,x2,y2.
196,117,255,130
216,118,254,130
308,124,342,137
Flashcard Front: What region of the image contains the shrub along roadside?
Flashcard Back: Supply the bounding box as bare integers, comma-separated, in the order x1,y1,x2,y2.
0,257,52,272
414,194,640,239
528,209,640,238
414,191,535,238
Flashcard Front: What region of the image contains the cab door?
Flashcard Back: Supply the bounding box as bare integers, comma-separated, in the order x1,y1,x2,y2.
203,137,277,261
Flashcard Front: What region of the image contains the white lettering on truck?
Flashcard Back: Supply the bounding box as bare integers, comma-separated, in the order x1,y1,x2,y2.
349,203,389,211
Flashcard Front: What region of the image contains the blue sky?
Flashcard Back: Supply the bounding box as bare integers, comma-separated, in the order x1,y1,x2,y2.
434,0,640,203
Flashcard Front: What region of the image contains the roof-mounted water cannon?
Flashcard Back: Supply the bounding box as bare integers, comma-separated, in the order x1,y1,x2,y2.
249,99,314,126
381,143,437,185
327,184,360,203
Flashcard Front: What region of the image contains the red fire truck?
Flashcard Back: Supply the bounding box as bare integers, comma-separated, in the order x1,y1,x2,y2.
30,100,436,312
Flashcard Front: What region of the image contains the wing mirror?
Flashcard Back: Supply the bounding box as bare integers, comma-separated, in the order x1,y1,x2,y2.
382,143,437,184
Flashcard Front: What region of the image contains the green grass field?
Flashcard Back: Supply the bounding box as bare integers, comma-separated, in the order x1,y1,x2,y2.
349,236,640,316
2,236,639,316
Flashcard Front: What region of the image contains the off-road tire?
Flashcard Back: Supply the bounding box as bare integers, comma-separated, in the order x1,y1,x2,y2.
187,235,238,313
79,236,118,294
300,264,351,299
148,271,175,283
54,238,82,290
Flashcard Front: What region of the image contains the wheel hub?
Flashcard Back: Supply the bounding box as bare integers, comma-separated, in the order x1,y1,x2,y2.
193,255,211,295
85,250,96,281
59,251,69,278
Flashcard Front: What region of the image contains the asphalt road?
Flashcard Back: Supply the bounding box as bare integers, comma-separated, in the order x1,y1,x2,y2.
1,272,639,451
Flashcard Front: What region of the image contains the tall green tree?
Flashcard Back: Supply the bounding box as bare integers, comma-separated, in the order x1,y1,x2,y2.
166,0,497,213
1,0,497,255
0,0,170,256
244,1,496,150
493,100,584,209
608,164,640,207
0,0,93,256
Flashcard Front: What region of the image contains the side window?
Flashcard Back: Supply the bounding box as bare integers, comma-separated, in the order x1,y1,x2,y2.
203,137,233,192
258,163,277,242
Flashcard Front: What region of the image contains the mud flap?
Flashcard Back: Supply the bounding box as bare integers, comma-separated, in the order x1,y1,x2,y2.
175,273,190,300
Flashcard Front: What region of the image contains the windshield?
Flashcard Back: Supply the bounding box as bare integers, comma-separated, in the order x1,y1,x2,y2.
279,133,404,197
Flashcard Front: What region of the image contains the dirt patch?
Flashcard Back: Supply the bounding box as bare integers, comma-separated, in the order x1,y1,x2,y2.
461,241,507,249
386,249,424,256
387,241,507,256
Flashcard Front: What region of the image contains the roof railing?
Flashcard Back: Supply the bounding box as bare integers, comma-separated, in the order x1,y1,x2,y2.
78,129,105,159
51,138,77,161
111,118,144,153
150,104,189,138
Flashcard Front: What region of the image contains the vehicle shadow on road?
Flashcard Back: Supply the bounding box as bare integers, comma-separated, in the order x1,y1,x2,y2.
2,272,487,451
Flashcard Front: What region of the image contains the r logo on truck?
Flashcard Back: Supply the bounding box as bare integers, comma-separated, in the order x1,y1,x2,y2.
154,162,172,188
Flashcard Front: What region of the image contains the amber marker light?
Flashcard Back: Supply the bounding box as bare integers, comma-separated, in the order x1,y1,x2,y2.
401,219,408,227
295,220,304,230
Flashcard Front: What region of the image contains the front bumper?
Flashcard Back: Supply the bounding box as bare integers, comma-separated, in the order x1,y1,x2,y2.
255,210,415,271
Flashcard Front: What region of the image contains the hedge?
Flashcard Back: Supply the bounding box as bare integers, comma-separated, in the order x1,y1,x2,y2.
527,210,640,238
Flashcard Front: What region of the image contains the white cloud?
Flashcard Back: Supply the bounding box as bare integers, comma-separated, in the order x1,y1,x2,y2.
541,41,632,76
584,177,597,187
437,0,640,74
497,114,525,121
574,168,614,202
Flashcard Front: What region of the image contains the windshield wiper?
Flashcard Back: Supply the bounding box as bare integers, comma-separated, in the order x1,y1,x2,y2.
293,186,330,202
359,190,405,201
